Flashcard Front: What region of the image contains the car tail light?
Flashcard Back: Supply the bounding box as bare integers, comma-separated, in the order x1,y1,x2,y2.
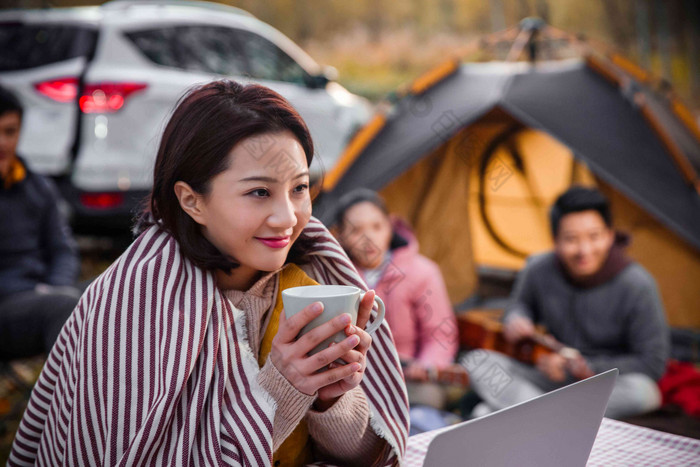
79,82,147,113
34,78,79,103
34,79,147,113
80,192,124,209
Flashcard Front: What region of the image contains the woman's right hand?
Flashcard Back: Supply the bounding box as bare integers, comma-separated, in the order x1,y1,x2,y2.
270,301,364,396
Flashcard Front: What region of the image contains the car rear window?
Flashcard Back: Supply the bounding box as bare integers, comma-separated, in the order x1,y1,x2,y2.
126,26,248,77
0,22,97,72
126,25,309,84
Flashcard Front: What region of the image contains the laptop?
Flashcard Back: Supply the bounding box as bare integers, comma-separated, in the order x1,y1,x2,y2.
422,368,618,467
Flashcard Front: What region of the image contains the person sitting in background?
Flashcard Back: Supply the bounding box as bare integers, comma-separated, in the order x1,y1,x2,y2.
467,186,670,420
334,188,458,411
0,86,79,360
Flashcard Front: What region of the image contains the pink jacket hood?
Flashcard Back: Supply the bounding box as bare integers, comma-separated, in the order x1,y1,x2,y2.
358,216,458,367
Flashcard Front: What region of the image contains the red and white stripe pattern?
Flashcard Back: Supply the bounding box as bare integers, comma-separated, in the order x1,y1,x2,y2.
9,217,409,466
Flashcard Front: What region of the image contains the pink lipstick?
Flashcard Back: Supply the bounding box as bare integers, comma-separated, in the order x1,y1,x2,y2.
256,236,291,249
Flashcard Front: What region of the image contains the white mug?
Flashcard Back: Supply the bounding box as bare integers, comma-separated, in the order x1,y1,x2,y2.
282,285,385,356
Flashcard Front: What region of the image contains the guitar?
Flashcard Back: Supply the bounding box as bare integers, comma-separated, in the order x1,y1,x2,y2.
401,361,471,387
401,309,587,387
458,308,588,379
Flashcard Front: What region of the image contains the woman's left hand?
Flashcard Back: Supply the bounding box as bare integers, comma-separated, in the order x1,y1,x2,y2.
314,290,376,410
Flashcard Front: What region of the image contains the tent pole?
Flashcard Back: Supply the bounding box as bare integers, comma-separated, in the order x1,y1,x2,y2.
506,28,534,62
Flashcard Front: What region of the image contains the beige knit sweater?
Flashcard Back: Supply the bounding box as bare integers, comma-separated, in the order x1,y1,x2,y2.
222,268,386,465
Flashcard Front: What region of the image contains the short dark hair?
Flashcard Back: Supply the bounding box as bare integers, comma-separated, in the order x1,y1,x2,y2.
141,79,316,271
334,188,389,229
550,186,612,237
0,86,23,120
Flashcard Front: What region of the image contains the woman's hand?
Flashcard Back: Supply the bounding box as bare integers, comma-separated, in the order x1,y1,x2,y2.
314,290,376,410
271,301,364,397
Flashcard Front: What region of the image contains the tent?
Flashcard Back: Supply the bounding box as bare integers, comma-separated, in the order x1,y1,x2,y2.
315,22,700,329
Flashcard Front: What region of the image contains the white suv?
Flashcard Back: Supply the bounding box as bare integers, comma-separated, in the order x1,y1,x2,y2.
0,0,371,233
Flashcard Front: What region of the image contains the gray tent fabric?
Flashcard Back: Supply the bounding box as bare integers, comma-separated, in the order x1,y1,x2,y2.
642,90,700,173
316,59,700,252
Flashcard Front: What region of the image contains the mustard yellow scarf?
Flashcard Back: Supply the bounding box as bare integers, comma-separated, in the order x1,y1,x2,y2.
258,264,320,467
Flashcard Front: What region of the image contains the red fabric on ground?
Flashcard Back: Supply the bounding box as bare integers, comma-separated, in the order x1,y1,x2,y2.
658,360,700,417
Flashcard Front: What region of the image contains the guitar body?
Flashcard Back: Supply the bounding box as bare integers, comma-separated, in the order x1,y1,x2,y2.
458,309,557,365
402,309,581,386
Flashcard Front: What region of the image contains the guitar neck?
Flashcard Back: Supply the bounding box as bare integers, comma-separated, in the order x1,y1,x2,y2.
400,360,471,387
423,366,471,387
528,333,565,353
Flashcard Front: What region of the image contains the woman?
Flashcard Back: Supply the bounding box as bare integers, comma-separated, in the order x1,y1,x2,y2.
334,189,458,411
9,81,408,466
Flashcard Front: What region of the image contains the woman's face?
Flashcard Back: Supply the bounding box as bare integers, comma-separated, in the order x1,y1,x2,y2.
338,201,392,269
176,130,312,289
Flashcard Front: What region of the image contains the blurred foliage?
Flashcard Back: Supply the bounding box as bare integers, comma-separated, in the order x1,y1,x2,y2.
5,0,699,108
231,0,699,106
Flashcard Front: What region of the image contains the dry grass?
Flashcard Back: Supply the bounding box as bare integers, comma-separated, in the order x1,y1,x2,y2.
303,27,483,101
303,25,698,112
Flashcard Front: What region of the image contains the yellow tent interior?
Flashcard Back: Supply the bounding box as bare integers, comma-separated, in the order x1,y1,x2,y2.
380,108,700,329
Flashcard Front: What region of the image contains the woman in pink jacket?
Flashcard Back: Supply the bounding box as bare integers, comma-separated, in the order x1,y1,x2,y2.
334,188,458,410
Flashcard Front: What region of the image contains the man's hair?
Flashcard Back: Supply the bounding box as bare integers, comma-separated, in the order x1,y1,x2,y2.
0,86,23,120
550,186,612,237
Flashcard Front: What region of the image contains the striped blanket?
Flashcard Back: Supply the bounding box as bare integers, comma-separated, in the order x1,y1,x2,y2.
8,217,409,466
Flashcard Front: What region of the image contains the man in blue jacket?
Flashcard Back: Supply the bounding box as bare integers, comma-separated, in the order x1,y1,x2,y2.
466,186,670,419
0,87,79,360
